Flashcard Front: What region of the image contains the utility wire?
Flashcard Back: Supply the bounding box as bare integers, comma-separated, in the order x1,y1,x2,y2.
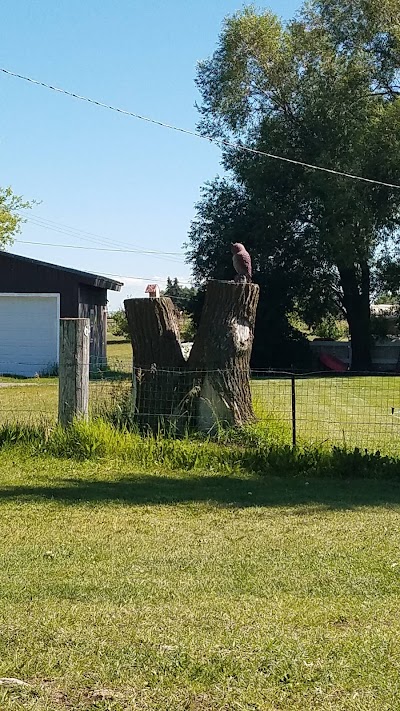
2,67,400,190
103,273,194,287
19,210,184,257
18,223,184,263
14,238,185,259
23,214,145,252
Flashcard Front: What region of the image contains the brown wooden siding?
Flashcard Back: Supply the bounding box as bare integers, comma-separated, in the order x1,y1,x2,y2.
0,254,80,316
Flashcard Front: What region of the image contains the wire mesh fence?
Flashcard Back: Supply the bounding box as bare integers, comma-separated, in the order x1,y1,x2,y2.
0,360,400,453
252,371,400,452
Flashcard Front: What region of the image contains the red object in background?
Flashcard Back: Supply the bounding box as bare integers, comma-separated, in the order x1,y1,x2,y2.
319,352,348,372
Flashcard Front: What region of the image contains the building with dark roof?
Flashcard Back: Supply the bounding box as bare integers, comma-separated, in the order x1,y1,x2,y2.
0,251,123,376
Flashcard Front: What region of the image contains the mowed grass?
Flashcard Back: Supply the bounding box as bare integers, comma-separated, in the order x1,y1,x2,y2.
0,340,132,425
1,334,400,454
1,452,400,709
0,379,131,426
106,337,132,362
253,375,400,453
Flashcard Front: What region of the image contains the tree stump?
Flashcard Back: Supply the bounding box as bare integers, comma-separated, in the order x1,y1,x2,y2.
186,281,259,429
124,281,259,432
124,297,185,427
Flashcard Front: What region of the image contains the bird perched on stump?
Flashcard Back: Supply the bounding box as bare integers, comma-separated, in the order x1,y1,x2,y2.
231,242,252,283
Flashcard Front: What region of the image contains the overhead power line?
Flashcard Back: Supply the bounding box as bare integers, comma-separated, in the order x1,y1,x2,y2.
2,66,400,191
103,273,194,287
19,211,184,257
14,238,186,259
20,223,184,263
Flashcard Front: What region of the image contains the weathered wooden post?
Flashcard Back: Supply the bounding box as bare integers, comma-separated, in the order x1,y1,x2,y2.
58,318,90,426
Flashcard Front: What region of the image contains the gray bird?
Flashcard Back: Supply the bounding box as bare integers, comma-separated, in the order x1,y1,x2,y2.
231,242,252,283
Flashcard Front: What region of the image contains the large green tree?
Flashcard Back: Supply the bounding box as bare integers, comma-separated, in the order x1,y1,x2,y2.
188,0,400,370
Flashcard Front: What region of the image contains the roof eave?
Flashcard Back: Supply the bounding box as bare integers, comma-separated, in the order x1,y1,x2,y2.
0,252,124,291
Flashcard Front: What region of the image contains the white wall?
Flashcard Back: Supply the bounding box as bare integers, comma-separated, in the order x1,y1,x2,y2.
0,294,60,377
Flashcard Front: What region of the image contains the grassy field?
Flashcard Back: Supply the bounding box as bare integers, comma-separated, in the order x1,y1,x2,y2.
0,451,400,710
0,324,398,709
252,375,400,453
2,371,400,454
1,329,400,452
106,336,132,362
0,339,133,425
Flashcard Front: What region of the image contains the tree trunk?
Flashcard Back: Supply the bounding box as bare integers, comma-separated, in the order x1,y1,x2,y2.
124,297,185,369
339,263,372,371
124,282,260,432
187,280,259,430
124,297,185,426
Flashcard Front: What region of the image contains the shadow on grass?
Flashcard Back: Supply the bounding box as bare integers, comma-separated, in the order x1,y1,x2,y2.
1,473,400,509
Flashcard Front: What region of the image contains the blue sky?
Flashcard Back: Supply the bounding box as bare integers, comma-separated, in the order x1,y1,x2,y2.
0,0,301,310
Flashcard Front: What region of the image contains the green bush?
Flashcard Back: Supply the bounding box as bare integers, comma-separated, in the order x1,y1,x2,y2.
180,314,196,342
370,314,390,340
111,309,130,340
313,315,342,340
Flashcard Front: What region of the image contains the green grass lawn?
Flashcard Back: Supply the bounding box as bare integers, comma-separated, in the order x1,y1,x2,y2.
1,332,400,454
253,375,400,453
106,316,131,363
106,337,132,363
0,339,132,426
2,372,400,454
0,452,400,710
0,379,131,426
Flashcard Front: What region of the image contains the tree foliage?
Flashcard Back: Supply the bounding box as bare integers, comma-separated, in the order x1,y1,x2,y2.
188,0,400,369
111,308,130,340
0,187,32,248
161,277,197,313
162,278,198,341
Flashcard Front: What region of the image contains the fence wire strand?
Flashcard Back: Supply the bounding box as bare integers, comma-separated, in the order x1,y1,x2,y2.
0,360,400,452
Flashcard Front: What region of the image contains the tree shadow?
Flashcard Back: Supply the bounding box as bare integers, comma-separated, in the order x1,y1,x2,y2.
0,473,400,510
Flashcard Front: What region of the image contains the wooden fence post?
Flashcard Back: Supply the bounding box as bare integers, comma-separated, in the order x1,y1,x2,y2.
58,318,90,426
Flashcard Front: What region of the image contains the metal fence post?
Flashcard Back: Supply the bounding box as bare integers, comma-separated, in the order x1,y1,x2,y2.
58,318,90,426
291,375,297,448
